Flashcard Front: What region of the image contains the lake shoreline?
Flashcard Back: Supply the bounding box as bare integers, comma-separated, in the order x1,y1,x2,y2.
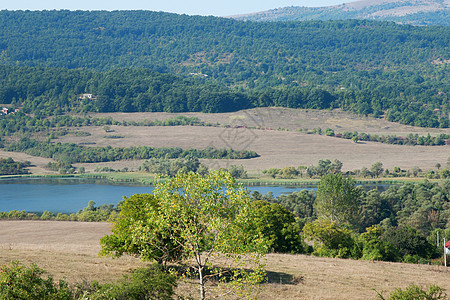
0,172,436,187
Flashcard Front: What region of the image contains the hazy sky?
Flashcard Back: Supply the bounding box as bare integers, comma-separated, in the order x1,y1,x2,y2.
1,0,355,16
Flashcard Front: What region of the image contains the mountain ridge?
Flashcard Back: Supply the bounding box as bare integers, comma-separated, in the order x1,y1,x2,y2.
231,0,450,25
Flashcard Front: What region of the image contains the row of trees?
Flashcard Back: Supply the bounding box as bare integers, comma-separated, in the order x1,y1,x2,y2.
4,137,258,164
307,127,450,146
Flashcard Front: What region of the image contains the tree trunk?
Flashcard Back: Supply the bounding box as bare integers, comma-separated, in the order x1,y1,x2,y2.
199,266,205,300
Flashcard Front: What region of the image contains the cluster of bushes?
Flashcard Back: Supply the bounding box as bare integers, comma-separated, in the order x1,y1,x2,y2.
0,157,31,175
303,221,440,263
253,178,450,263
0,201,118,222
140,157,249,179
0,113,118,137
0,113,210,139
263,159,342,179
301,127,450,146
140,156,208,177
0,261,177,300
263,159,450,179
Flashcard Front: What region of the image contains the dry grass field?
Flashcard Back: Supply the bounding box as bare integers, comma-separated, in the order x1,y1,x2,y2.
0,220,449,299
1,108,448,175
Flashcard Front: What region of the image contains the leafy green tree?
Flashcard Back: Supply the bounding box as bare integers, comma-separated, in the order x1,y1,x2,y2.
250,200,308,254
382,226,436,261
357,225,399,261
101,171,268,300
370,162,384,178
100,194,182,265
303,219,356,258
315,173,361,224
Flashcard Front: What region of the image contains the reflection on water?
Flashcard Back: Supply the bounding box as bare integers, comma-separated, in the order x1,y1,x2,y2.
0,178,391,214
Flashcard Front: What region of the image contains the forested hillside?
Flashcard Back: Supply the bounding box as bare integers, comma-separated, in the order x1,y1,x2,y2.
0,11,449,127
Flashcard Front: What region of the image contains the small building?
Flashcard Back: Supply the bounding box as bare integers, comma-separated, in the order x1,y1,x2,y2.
79,94,97,100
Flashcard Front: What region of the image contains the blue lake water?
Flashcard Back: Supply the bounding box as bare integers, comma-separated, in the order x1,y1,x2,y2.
0,178,390,213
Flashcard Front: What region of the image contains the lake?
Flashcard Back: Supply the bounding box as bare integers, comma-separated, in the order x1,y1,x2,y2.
0,177,389,213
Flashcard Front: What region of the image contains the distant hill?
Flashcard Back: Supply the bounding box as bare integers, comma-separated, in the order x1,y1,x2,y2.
232,0,450,25
0,11,448,127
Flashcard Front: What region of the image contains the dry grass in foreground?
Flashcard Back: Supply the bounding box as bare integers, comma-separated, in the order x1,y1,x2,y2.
1,220,449,299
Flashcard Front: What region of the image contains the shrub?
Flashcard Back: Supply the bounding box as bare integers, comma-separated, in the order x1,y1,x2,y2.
0,261,73,300
376,283,447,300
89,265,177,300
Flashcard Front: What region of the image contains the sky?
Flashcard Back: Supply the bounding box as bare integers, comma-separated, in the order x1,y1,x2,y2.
0,0,355,16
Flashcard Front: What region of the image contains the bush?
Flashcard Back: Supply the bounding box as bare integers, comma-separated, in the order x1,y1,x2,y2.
89,265,177,300
303,219,356,258
376,283,447,300
0,261,73,299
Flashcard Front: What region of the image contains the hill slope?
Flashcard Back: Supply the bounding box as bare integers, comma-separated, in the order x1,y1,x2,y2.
0,11,449,127
232,0,450,25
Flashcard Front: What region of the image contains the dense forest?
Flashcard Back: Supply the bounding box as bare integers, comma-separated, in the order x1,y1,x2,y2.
0,11,448,127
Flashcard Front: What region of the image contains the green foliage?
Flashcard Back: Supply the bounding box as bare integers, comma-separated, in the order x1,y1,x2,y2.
303,219,356,258
140,156,206,177
315,173,361,223
376,283,447,300
0,157,30,175
6,137,258,164
306,159,343,178
100,194,183,264
0,12,448,127
0,261,178,300
0,261,73,300
88,265,177,300
250,200,309,254
357,225,399,261
222,165,248,179
101,171,268,299
382,226,437,261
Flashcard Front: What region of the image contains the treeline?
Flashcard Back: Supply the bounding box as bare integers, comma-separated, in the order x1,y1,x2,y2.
263,159,450,179
0,112,209,138
0,11,448,127
0,201,117,222
301,128,450,146
0,157,30,175
5,137,258,164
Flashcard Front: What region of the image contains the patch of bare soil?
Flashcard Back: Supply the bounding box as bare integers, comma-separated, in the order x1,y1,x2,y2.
0,221,449,299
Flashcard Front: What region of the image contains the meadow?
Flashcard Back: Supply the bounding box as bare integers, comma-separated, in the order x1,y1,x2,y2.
1,220,449,299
